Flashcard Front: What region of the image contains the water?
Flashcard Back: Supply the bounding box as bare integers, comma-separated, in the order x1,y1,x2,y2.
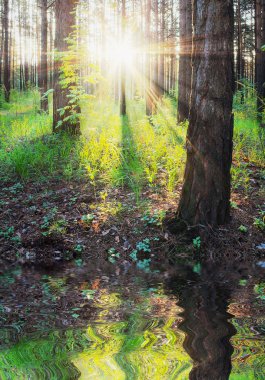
0,259,264,379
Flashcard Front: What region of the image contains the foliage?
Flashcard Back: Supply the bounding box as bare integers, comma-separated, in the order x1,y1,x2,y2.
238,225,248,234
0,88,264,200
54,30,101,130
192,237,201,250
253,209,265,231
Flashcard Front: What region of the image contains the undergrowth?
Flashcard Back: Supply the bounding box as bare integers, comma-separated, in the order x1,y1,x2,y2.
0,88,264,195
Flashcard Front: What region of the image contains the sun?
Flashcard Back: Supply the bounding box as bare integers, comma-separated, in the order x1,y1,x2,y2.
104,36,136,69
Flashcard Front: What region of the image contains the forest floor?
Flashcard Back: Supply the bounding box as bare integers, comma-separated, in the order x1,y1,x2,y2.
0,92,265,371
0,163,264,337
0,165,264,271
0,91,264,272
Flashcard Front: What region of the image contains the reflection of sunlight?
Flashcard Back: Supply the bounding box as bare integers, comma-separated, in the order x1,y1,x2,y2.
72,322,191,380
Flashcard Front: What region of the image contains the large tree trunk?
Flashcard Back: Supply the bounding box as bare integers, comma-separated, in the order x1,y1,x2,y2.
255,0,265,123
178,0,192,122
177,0,234,228
53,0,80,134
3,0,10,102
40,0,48,113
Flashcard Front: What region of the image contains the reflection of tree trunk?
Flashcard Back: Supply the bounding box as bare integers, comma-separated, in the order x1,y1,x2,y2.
167,263,236,380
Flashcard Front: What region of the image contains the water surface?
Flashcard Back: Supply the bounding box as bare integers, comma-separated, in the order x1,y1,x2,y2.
0,259,264,379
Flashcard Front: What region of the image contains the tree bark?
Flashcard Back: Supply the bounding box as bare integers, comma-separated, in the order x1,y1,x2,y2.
3,0,10,102
40,0,49,112
177,0,234,228
178,0,192,122
53,0,80,134
255,0,265,123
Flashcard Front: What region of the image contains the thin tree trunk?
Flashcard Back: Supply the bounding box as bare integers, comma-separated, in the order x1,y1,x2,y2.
53,0,80,134
3,0,10,102
255,0,265,123
158,0,165,97
40,0,48,112
120,0,126,116
145,0,152,116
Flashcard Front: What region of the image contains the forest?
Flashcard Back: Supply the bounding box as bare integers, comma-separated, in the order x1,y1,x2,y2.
0,0,264,379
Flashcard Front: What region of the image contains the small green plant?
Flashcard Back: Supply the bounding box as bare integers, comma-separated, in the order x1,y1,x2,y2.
0,226,21,244
230,201,239,209
3,183,24,194
141,210,166,227
40,207,58,233
253,209,265,230
239,225,248,233
49,219,67,235
137,259,151,272
81,214,95,225
193,237,201,250
75,259,83,267
136,238,151,253
254,283,265,300
74,244,84,253
129,250,138,262
108,248,120,264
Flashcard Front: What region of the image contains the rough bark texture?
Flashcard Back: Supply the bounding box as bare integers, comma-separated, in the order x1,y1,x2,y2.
53,0,80,134
40,0,48,112
178,0,192,122
178,0,234,228
255,0,265,123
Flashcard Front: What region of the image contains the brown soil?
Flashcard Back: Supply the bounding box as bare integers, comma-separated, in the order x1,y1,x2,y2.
0,167,264,271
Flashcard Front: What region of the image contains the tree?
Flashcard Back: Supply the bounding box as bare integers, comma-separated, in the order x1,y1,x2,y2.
3,0,10,102
158,0,166,97
177,0,192,122
40,0,49,112
177,0,235,228
255,0,265,123
120,0,126,116
145,0,152,116
53,0,80,134
236,0,244,86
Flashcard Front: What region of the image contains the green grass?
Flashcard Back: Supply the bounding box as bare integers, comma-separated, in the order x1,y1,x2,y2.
0,89,264,194
0,91,187,192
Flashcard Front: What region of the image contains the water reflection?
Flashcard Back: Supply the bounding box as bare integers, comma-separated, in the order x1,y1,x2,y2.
0,259,264,379
167,263,236,380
